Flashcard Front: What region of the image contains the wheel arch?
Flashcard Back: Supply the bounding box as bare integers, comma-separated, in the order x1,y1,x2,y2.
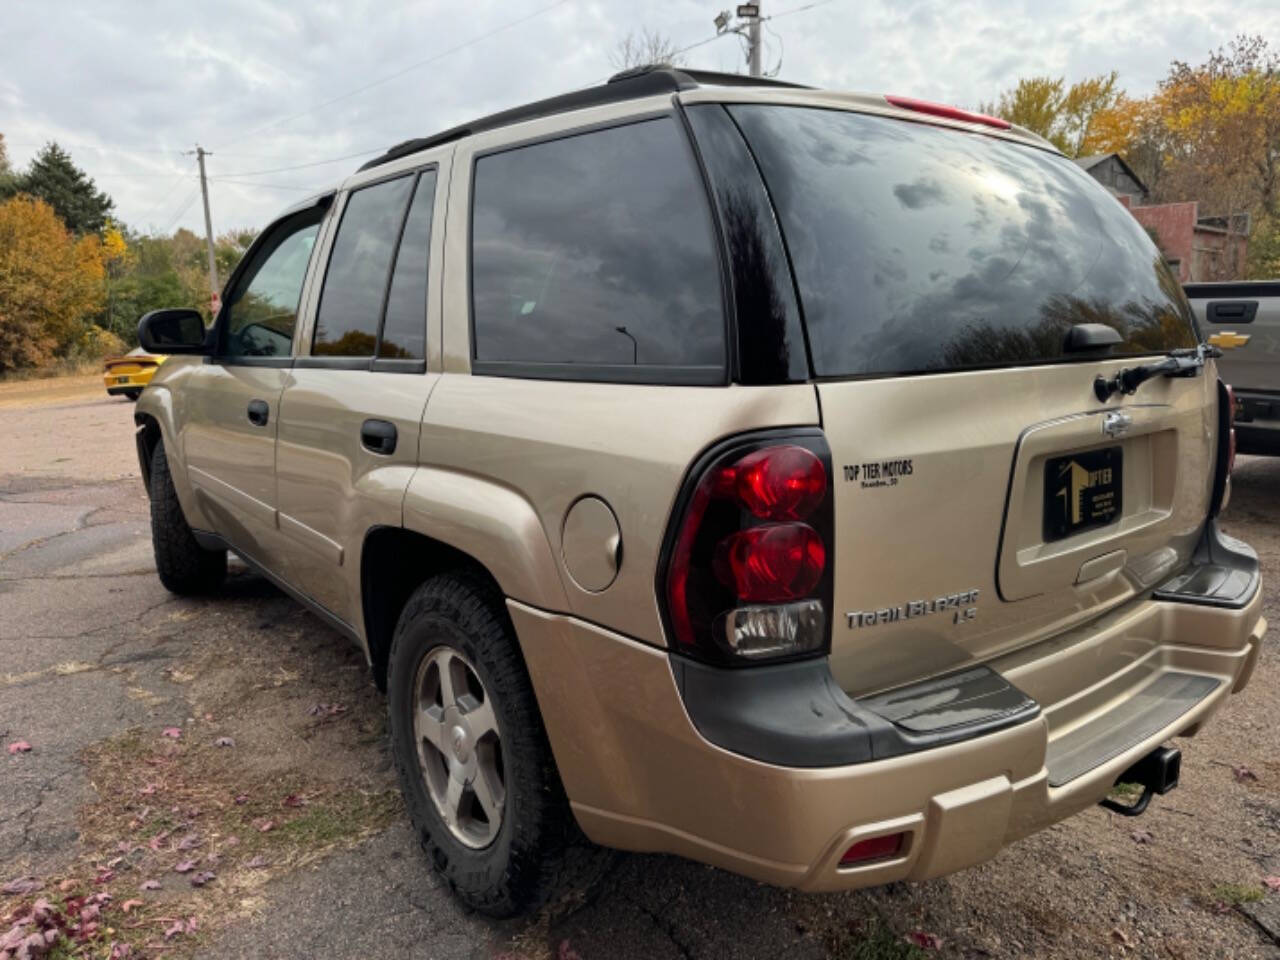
361,526,512,691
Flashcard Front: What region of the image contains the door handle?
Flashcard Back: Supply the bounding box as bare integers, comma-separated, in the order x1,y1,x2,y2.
360,419,397,455
247,399,269,427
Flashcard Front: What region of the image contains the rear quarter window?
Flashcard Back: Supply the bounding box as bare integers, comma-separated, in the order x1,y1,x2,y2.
469,117,726,382
728,105,1197,378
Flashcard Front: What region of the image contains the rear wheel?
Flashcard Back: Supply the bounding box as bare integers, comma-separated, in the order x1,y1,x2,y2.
387,573,600,917
148,442,226,594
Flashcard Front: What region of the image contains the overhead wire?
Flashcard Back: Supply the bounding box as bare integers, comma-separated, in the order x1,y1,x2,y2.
215,0,572,149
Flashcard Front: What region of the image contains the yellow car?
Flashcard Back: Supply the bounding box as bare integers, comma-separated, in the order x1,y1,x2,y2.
103,348,166,401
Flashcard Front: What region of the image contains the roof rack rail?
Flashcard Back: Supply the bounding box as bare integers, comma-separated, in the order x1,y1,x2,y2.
357,66,811,173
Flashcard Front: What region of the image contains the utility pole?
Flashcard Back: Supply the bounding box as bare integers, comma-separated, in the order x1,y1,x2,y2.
746,2,762,77
194,145,219,300
713,3,764,77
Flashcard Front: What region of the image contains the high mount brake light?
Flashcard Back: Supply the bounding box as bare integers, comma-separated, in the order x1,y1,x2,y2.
662,434,834,665
884,94,1011,130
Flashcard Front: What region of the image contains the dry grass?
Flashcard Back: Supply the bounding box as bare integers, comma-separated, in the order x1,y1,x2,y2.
2,727,399,958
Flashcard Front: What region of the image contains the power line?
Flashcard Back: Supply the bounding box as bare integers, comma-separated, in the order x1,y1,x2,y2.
209,178,326,192
213,150,381,178
216,0,572,149
138,163,198,226
157,185,202,235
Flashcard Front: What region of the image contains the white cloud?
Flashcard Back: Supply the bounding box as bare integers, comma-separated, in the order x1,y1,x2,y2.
3,0,1278,233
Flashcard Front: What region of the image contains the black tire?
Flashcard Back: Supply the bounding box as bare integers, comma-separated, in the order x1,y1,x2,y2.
148,442,226,595
387,572,601,917
124,389,142,401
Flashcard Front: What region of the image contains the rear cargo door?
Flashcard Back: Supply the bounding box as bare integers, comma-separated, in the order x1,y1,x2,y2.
728,103,1217,695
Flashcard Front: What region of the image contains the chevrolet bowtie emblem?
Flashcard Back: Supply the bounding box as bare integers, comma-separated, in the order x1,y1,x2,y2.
1207,331,1251,350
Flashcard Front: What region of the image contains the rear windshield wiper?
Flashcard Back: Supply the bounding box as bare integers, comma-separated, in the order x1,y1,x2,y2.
1093,343,1223,403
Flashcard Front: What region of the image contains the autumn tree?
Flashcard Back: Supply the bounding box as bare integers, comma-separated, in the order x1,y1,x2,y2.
0,195,105,371
981,73,1123,157
15,142,114,234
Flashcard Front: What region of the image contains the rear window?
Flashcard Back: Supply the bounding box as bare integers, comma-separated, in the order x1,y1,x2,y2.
470,117,725,382
729,105,1197,378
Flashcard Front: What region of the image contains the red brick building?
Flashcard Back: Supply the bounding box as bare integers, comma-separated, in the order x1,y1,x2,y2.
1075,154,1249,281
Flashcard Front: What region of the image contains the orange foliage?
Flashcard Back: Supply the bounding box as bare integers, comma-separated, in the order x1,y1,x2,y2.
0,194,105,371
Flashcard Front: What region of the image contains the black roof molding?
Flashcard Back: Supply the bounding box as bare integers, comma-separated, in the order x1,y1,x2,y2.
356,66,812,173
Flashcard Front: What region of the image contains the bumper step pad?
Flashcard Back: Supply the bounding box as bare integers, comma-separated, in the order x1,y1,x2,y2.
1045,671,1219,787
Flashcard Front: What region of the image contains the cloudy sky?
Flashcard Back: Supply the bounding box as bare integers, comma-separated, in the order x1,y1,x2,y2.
4,0,1279,235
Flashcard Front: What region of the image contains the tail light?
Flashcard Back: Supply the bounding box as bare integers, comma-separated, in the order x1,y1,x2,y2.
1210,380,1236,516
660,432,834,665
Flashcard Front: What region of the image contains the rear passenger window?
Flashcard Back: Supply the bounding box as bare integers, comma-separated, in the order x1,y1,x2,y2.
314,175,414,357
470,118,725,380
380,171,437,359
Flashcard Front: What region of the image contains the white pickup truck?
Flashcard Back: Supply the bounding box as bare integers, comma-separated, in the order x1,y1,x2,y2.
1185,281,1280,455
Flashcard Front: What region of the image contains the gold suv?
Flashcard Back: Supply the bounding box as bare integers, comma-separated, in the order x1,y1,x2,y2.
133,68,1267,917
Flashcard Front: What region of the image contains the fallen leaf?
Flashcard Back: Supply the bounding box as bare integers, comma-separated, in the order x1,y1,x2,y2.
1,876,41,895
140,880,161,891
58,879,77,893
94,869,114,884
281,793,306,808
109,942,132,959
1111,927,1132,946
1233,765,1259,783
139,784,158,797
161,727,181,739
148,832,169,852
173,860,196,874
163,920,184,940
1130,828,1153,844
254,819,274,833
6,741,31,755
1263,876,1280,892
176,833,202,851
234,794,249,805
214,736,235,748
120,900,143,914
189,871,215,888
244,855,268,870
225,835,239,846
186,917,199,934
904,931,944,950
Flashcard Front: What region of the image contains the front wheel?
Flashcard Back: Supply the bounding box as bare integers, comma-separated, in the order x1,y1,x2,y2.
386,573,599,917
148,442,226,595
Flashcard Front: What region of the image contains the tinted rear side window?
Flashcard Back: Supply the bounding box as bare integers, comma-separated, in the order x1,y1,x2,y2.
729,105,1197,378
470,117,725,381
314,175,414,357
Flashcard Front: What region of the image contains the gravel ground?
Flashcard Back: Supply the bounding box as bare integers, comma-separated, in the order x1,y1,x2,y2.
1,377,1277,960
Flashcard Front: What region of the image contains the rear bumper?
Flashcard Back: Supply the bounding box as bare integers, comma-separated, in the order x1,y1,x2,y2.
512,577,1264,892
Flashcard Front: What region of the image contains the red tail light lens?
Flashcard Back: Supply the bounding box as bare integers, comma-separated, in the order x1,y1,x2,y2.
717,523,825,603
661,432,834,665
722,445,826,521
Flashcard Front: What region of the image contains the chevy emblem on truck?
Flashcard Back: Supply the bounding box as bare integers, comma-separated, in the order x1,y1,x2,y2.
846,589,980,628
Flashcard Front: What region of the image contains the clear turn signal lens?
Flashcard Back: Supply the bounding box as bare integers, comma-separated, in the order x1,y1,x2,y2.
722,599,825,659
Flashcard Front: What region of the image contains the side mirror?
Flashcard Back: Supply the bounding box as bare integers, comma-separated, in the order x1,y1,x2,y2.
138,308,213,355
